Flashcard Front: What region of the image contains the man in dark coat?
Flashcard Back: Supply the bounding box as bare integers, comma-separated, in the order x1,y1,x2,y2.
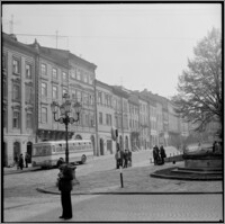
160,145,166,165
123,150,129,168
153,145,160,165
18,154,24,170
57,164,74,220
25,152,30,168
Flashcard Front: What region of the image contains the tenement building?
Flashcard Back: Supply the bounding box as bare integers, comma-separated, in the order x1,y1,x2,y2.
96,80,115,155
3,33,36,166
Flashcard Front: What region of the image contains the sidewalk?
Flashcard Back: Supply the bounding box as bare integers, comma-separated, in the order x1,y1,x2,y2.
37,161,223,195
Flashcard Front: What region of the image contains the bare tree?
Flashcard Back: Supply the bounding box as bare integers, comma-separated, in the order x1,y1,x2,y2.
172,28,222,133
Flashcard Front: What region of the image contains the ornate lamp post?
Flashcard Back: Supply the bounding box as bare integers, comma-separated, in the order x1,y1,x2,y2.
51,93,82,163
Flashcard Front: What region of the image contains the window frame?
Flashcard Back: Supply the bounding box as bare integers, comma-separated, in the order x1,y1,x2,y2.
41,63,47,76
41,82,47,97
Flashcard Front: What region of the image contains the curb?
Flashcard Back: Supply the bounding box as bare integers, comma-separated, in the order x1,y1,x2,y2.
4,167,41,175
36,187,223,195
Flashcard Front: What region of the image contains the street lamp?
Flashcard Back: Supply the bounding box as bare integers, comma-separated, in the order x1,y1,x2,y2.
51,93,82,163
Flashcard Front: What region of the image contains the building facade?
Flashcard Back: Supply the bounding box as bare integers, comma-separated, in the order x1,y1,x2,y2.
3,33,191,166
3,33,36,166
96,80,115,155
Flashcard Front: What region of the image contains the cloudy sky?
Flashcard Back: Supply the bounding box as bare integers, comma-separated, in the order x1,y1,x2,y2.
2,3,221,98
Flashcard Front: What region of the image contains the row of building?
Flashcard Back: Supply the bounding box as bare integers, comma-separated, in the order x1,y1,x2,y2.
2,32,189,167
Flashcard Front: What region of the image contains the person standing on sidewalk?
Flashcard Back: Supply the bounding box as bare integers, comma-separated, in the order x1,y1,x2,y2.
57,164,74,220
123,149,129,168
160,145,166,165
25,152,30,168
115,148,121,169
18,154,24,170
14,153,19,170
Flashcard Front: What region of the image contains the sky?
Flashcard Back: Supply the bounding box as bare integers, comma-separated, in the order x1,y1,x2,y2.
2,3,222,98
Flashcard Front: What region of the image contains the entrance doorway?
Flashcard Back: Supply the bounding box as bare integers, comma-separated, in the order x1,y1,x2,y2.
13,142,20,160
100,139,104,155
27,142,33,163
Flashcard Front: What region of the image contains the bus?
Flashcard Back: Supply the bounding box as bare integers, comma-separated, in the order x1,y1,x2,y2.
32,140,93,168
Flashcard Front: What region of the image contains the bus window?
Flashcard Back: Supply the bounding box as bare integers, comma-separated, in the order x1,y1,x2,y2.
52,145,55,153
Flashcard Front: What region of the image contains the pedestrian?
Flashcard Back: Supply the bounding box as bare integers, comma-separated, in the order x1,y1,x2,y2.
18,154,24,170
25,152,30,168
127,149,132,167
57,164,74,220
153,145,160,165
14,153,19,170
160,145,166,165
115,143,123,169
56,157,64,168
123,149,128,168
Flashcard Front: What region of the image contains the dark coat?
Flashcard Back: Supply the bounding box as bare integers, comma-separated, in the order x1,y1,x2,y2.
160,147,166,158
19,156,24,168
58,178,73,192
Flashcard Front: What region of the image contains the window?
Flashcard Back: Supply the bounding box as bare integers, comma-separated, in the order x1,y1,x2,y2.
98,92,102,104
106,114,112,126
12,84,20,100
77,70,81,80
99,112,103,124
41,63,47,76
41,82,47,97
52,68,57,79
71,89,76,99
83,93,88,105
77,90,81,102
62,89,67,97
25,63,32,79
41,107,47,124
62,72,67,81
13,59,20,74
13,111,20,128
85,114,89,126
89,75,93,84
71,69,76,79
84,74,88,83
52,86,58,99
105,94,109,106
89,95,93,105
25,85,32,103
26,113,33,129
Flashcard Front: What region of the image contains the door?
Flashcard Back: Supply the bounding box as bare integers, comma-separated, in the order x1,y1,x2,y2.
27,142,33,163
100,139,104,155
